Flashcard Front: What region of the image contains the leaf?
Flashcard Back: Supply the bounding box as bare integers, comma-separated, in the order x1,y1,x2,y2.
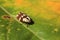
0,0,60,40
0,6,40,40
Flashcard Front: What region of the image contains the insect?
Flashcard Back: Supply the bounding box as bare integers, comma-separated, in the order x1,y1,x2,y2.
16,12,34,25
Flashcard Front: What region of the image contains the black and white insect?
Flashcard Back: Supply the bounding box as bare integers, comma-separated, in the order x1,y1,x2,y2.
16,12,34,25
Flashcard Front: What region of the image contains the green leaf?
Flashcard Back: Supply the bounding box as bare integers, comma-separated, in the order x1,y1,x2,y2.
0,6,40,40
0,0,60,40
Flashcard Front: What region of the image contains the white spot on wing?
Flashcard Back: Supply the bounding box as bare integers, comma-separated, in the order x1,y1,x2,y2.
23,18,29,22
